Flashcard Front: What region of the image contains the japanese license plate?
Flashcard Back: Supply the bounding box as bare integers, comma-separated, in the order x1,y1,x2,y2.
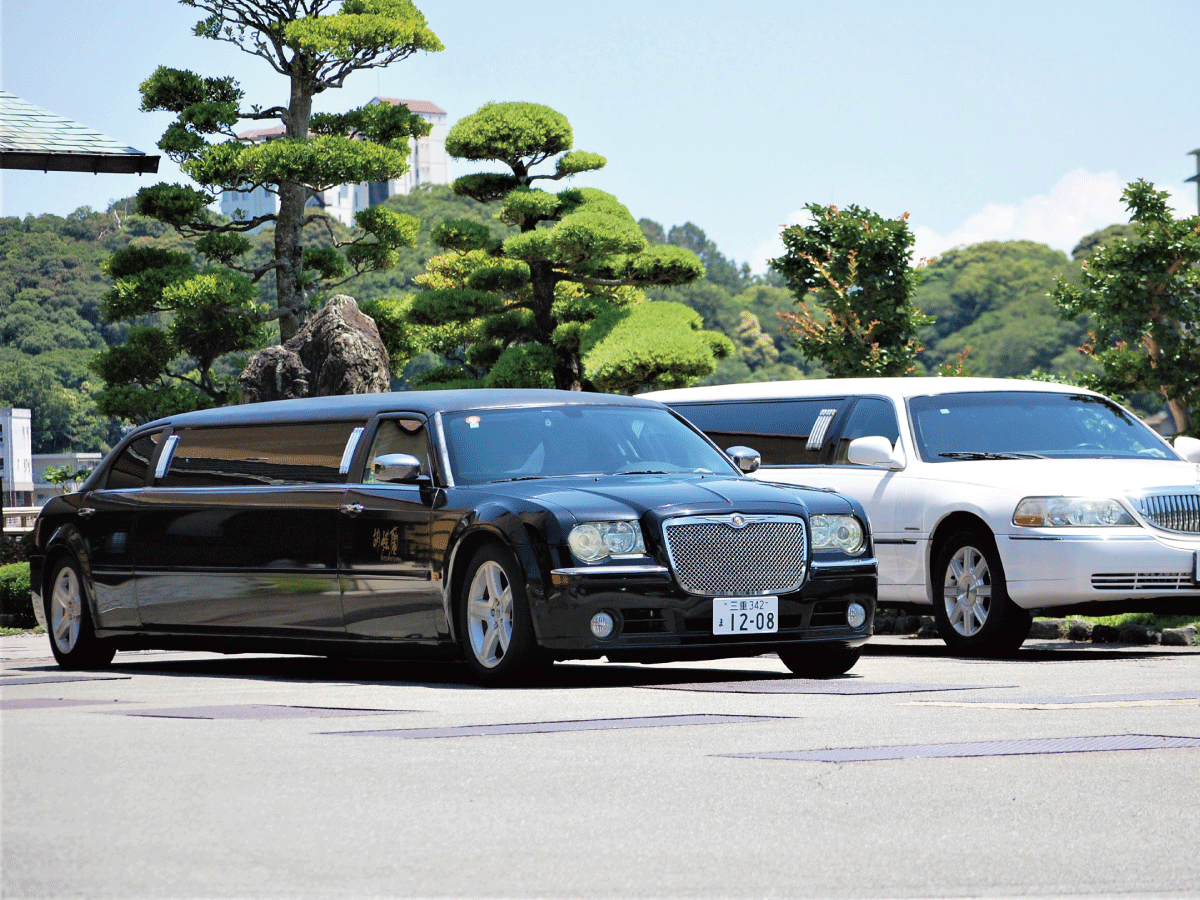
713,597,778,635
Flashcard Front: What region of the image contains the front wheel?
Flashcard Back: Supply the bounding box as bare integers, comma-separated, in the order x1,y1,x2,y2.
45,557,115,670
932,530,1031,658
778,643,862,678
458,544,547,686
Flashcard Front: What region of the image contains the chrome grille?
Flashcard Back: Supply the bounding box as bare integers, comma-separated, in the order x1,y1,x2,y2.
1133,491,1200,534
661,514,807,597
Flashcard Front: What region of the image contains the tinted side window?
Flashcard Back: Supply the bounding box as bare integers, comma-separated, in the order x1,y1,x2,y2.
105,431,163,489
673,400,846,465
160,421,362,487
834,398,901,464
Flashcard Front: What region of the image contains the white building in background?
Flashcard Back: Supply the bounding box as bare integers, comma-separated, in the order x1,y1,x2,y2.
32,452,103,506
220,98,450,229
2,408,34,530
1,408,33,508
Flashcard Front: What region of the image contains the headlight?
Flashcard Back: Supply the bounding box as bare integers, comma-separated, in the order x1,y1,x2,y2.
568,521,647,562
1013,497,1136,527
810,514,866,555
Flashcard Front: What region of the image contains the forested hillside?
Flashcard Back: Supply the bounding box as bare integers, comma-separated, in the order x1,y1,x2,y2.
2,185,1120,451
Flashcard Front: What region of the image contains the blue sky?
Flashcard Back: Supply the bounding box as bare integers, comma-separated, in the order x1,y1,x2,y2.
2,0,1196,272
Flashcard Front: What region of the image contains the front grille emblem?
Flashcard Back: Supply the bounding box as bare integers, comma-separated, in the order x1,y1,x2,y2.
730,515,746,529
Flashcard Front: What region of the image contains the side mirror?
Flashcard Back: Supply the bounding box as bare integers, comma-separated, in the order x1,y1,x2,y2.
370,453,423,484
725,446,761,474
1173,435,1200,464
846,435,905,470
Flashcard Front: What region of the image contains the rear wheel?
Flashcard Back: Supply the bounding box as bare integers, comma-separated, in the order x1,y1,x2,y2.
458,544,548,686
932,530,1031,658
45,557,115,670
778,643,862,678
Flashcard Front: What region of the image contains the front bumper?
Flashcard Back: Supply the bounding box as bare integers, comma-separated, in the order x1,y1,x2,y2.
533,558,877,659
1003,530,1200,608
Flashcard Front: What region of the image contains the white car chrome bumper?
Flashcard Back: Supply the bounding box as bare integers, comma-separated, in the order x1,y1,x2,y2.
1002,531,1200,608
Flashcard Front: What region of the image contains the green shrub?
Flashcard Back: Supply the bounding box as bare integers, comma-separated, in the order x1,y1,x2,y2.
0,562,36,628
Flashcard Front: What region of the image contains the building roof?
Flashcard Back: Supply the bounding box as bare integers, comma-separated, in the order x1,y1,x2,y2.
237,99,446,141
0,91,159,175
372,97,446,115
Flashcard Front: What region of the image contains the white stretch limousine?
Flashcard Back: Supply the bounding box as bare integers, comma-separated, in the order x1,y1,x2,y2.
648,377,1200,656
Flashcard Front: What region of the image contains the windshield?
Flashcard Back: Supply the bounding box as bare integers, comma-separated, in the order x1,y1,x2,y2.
442,405,737,484
908,391,1176,462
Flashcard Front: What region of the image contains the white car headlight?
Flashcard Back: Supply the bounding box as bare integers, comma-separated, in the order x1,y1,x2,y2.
810,514,866,555
1013,497,1136,527
568,521,646,562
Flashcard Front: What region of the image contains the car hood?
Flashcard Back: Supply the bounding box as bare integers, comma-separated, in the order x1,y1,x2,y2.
477,473,858,522
917,457,1200,497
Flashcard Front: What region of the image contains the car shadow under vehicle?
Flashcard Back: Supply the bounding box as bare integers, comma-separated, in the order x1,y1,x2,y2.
88,654,803,690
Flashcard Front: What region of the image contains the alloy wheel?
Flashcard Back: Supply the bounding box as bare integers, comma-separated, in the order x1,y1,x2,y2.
466,560,513,668
50,565,83,654
943,544,991,637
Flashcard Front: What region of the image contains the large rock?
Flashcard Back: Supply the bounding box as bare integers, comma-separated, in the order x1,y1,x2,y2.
1162,626,1197,646
240,295,390,403
1027,618,1066,640
238,346,310,403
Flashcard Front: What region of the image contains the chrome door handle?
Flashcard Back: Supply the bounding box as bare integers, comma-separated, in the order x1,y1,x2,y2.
78,507,96,519
340,503,365,516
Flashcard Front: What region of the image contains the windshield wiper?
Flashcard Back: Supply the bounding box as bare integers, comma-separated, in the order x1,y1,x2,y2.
939,451,1045,460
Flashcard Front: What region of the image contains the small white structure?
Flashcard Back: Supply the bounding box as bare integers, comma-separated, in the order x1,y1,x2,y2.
220,98,450,229
1,408,34,507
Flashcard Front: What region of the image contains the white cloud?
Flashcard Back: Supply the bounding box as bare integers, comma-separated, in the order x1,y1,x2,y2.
911,169,1135,261
753,171,1194,272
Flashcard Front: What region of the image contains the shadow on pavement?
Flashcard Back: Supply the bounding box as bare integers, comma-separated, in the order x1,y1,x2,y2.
863,639,1187,662
91,654,801,691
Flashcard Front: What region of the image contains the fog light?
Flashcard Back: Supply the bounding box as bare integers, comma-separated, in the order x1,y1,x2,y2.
590,611,616,639
847,602,867,629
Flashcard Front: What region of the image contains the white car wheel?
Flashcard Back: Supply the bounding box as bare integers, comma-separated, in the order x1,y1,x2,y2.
943,544,992,638
932,531,1031,658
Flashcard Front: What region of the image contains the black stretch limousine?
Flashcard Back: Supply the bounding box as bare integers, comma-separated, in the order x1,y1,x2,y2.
31,390,877,684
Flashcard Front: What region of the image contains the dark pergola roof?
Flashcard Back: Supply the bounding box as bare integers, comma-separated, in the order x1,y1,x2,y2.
0,90,158,175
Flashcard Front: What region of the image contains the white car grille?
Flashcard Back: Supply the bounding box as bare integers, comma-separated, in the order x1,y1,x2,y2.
661,514,807,597
1132,491,1200,534
1091,572,1194,591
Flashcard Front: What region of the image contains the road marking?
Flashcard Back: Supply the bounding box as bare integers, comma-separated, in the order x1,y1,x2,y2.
330,714,791,739
721,733,1200,763
649,679,1005,695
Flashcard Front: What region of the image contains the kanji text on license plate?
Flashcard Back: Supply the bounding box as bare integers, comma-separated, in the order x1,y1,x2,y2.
713,597,778,634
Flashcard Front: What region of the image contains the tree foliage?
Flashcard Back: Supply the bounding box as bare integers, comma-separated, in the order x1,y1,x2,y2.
405,102,729,392
915,241,1086,377
1053,180,1200,434
91,0,442,422
770,204,931,377
0,351,115,453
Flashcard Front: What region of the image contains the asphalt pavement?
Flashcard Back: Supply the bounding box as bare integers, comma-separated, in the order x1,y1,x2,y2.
3,633,1199,900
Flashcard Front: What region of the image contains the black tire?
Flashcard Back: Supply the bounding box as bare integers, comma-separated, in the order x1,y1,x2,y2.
457,543,548,686
778,643,862,678
44,557,115,671
931,530,1031,658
